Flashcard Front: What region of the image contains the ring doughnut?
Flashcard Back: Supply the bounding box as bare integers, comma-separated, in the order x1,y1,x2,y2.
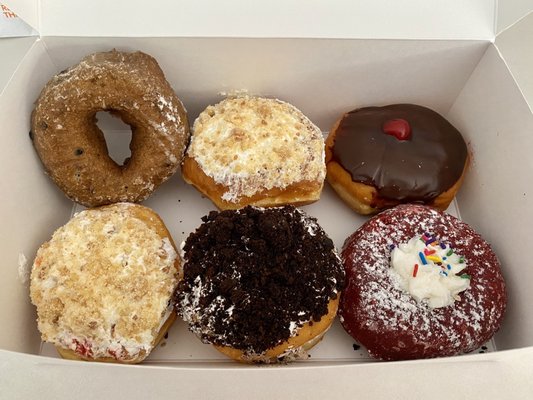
30,50,189,207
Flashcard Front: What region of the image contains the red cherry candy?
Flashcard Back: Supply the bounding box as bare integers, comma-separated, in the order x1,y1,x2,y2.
382,118,411,140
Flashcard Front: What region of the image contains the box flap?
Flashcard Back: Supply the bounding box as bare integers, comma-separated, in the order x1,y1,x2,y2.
3,0,38,33
0,36,36,96
496,0,533,34
496,11,533,111
35,0,495,39
0,2,38,37
1,349,533,399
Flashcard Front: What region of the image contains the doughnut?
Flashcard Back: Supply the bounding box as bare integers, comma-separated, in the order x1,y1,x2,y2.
325,104,469,215
29,203,181,363
182,96,326,210
176,206,344,363
30,50,189,207
339,204,506,360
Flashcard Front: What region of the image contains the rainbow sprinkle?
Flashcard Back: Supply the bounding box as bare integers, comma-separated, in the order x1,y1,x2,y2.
411,233,469,281
426,255,442,263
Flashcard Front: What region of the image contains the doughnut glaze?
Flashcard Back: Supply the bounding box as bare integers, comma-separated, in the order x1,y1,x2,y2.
331,104,468,202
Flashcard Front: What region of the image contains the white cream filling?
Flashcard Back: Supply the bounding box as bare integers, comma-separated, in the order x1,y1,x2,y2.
390,235,470,308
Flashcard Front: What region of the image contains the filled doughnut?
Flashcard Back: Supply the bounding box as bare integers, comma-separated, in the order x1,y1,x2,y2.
182,96,326,210
325,104,469,215
176,206,344,363
29,203,181,363
339,204,506,360
30,50,189,207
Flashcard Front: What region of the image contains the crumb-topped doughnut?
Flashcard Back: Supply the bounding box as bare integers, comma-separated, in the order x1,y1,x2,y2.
31,50,189,207
325,104,469,214
177,206,344,362
182,96,326,209
30,203,181,363
339,204,506,360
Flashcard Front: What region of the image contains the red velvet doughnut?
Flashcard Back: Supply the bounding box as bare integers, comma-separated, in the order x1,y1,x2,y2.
339,204,507,360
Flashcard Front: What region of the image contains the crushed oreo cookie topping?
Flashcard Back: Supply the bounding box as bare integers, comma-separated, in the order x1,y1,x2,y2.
176,205,344,356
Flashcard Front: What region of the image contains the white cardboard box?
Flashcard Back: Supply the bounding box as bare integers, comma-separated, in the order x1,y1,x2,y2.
2,1,533,398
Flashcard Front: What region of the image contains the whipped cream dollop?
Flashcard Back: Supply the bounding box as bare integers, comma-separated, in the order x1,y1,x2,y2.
390,234,470,308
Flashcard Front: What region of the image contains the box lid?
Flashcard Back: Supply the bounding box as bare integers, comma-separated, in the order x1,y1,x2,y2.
7,1,532,40
6,0,497,40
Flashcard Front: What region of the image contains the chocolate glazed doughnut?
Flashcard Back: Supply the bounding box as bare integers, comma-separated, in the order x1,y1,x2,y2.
325,104,469,214
31,50,189,207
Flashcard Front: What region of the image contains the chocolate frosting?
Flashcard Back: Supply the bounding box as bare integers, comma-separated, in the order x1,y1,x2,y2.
331,104,468,202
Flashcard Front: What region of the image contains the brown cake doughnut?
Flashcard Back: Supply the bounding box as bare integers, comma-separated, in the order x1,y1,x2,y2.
176,206,344,363
30,50,189,207
339,204,506,361
182,96,325,210
325,104,469,215
30,203,181,363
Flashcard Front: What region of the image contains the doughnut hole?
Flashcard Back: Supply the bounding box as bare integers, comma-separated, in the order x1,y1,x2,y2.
95,111,133,167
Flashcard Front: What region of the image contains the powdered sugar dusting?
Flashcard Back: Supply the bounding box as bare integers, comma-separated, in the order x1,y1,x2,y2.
18,253,29,284
340,204,506,360
300,212,320,237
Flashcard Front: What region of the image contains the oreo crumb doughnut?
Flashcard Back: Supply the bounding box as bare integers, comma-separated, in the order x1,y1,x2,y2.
182,96,326,209
325,104,469,215
30,203,181,363
31,50,189,207
339,204,506,360
177,206,344,363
